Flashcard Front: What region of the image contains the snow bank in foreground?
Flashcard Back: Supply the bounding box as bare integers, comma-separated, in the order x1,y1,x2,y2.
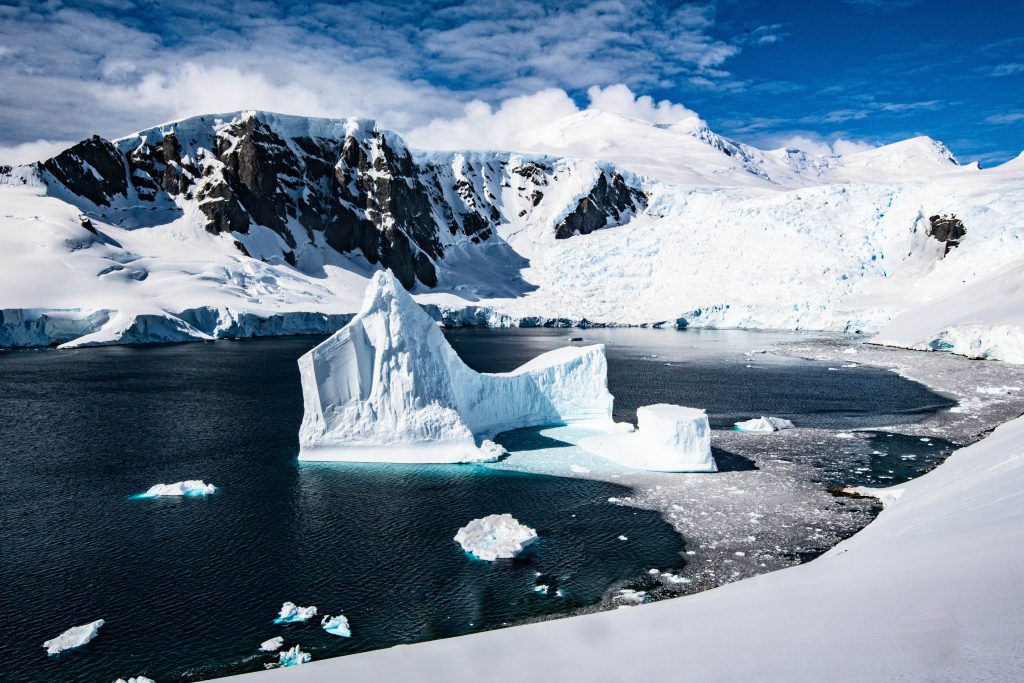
580,404,717,472
297,271,615,463
234,415,1024,682
454,514,538,561
43,619,104,655
321,615,351,637
138,480,216,497
259,637,283,652
274,603,317,624
733,416,795,432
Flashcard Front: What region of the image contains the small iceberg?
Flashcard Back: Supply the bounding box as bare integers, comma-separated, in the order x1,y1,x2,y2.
454,513,538,561
580,404,717,472
613,589,647,604
733,416,794,432
43,619,104,655
321,614,351,637
277,645,311,667
259,636,284,652
137,480,216,497
478,440,508,462
114,678,155,683
274,602,317,623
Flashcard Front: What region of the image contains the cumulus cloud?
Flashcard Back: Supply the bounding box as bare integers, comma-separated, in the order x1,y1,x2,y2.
0,139,74,165
405,84,700,151
765,134,878,156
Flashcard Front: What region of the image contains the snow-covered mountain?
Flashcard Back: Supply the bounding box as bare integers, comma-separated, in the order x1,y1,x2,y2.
2,108,1022,360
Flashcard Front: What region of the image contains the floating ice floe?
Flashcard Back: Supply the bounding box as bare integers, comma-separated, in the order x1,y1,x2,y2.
533,584,550,595
275,602,317,623
138,480,216,497
579,404,717,472
297,271,617,464
660,572,691,584
321,614,351,637
733,416,795,432
613,589,647,604
976,385,1022,396
277,645,311,667
454,513,538,561
259,636,284,652
114,677,155,683
43,619,104,655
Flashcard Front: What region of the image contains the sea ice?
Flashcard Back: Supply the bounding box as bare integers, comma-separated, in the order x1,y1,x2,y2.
277,645,311,667
321,614,351,637
733,416,795,432
579,404,717,472
275,602,317,623
454,513,538,561
297,271,616,463
138,480,216,497
43,619,104,655
260,636,284,652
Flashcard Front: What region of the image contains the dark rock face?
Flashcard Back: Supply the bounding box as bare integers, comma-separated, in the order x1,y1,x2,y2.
928,214,966,255
34,113,648,289
554,172,646,239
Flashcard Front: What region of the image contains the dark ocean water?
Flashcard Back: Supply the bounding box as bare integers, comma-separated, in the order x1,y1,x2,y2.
0,329,955,681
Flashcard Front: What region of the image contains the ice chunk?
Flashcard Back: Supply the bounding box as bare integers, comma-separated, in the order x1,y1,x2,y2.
297,271,615,463
114,678,155,683
277,645,311,667
138,480,216,497
613,589,647,604
260,636,284,652
843,347,859,354
478,440,507,462
618,535,628,541
321,614,351,637
274,602,317,623
43,619,104,655
454,513,538,561
579,404,717,473
733,416,795,432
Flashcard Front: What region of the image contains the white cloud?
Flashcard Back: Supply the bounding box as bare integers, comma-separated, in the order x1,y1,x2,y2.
986,112,1024,125
584,85,699,124
0,139,74,165
766,134,878,156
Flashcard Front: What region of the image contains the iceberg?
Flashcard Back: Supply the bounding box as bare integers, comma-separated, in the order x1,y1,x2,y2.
733,416,795,432
138,480,216,497
321,614,351,637
579,404,717,472
277,645,311,667
43,619,104,655
454,513,538,561
259,636,284,652
297,271,615,463
114,678,155,683
274,602,317,623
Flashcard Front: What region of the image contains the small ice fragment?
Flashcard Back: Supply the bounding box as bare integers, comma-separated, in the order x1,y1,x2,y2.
613,589,647,603
648,568,661,575
827,367,839,371
139,480,216,497
278,645,311,667
454,514,538,561
321,614,351,638
733,416,794,432
920,437,931,442
275,602,317,623
835,432,856,439
661,573,692,584
734,551,746,557
842,348,859,354
43,619,104,655
533,584,550,595
114,678,155,683
260,636,284,652
569,464,590,474
477,440,507,462
618,535,628,541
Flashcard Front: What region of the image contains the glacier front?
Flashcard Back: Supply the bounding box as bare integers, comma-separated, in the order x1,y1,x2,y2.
297,271,615,463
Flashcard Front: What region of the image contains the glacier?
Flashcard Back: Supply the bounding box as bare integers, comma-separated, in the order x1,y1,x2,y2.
42,619,104,655
321,614,352,638
274,602,317,624
734,416,795,432
297,271,615,463
454,514,539,561
580,404,717,473
137,480,216,497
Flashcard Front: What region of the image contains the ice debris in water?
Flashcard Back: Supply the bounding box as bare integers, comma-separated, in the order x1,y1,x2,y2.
260,636,284,652
618,535,629,541
478,440,507,462
297,271,616,464
614,589,648,604
139,480,216,497
275,602,317,623
114,678,155,683
733,416,795,432
276,645,311,667
454,513,538,561
580,404,717,472
43,619,104,655
321,614,351,637
976,385,1022,395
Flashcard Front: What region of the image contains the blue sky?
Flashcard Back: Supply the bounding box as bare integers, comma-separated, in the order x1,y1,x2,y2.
0,0,1020,164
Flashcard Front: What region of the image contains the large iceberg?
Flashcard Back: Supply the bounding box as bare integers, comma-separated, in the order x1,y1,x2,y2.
138,480,216,497
43,619,104,655
580,404,717,472
454,513,539,561
734,416,795,432
297,271,615,463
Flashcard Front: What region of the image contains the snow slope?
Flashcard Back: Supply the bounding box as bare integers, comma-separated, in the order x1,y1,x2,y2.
218,413,1024,682
297,271,615,462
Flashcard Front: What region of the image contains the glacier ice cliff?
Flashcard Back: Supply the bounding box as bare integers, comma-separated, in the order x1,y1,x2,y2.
297,271,615,463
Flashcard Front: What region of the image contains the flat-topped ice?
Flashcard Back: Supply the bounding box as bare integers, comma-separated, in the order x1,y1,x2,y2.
734,416,795,432
297,271,615,463
580,404,717,472
43,619,104,655
454,513,538,561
